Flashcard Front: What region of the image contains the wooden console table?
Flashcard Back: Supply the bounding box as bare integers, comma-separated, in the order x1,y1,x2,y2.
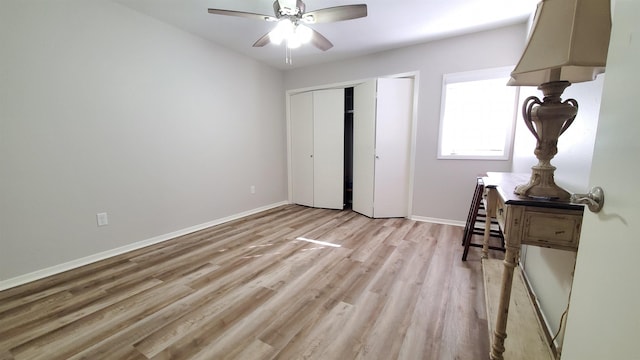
482,172,584,360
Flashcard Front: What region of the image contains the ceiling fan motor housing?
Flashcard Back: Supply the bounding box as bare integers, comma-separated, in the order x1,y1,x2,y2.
274,0,305,17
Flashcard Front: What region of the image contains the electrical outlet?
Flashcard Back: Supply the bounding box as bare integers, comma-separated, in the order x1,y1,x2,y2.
96,212,109,226
250,185,256,194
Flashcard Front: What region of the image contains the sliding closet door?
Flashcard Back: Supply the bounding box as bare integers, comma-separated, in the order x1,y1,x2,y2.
290,92,314,207
313,89,344,209
352,80,377,217
373,78,413,218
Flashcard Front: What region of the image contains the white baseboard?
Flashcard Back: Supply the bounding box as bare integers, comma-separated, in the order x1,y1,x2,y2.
0,201,289,292
410,215,465,227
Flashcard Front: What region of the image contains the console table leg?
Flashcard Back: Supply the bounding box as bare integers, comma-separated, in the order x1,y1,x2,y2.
490,245,520,360
482,213,492,259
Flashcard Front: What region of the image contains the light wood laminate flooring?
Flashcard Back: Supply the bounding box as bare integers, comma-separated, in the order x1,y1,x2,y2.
0,205,491,359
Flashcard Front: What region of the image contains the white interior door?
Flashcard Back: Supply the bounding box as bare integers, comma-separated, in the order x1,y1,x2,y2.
313,89,344,209
290,92,314,207
561,3,639,359
373,78,413,218
352,80,377,217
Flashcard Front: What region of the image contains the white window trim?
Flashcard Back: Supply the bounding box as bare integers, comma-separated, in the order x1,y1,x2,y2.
437,66,519,160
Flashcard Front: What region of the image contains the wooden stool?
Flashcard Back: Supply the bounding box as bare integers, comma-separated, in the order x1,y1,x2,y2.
462,177,505,261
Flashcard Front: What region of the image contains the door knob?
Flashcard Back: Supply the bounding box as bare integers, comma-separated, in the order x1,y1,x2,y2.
571,186,604,213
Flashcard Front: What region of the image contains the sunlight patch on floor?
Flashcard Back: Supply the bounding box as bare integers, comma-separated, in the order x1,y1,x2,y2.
295,237,342,248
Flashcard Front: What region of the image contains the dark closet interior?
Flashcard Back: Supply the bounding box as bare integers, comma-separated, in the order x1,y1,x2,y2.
344,87,354,209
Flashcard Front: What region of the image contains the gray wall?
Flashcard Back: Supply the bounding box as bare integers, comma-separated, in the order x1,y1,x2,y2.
284,23,528,222
0,0,288,282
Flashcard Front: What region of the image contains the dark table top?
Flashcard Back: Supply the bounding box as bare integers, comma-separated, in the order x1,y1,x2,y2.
484,172,584,211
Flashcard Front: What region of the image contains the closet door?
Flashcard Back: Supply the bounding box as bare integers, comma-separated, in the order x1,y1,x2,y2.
290,92,314,207
352,78,413,218
373,78,413,218
352,80,377,217
313,89,345,209
290,89,344,209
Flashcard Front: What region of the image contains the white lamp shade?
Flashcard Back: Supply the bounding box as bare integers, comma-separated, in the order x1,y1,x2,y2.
508,0,612,86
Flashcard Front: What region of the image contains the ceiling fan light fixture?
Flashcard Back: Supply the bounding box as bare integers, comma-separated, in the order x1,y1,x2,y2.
287,37,302,49
270,20,312,48
295,24,313,44
269,18,294,45
268,31,283,45
207,0,367,56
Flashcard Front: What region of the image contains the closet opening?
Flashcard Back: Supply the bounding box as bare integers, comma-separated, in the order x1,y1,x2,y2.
344,87,354,209
289,76,414,216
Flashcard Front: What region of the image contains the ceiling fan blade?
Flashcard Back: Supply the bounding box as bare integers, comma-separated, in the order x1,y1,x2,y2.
303,4,367,24
208,8,276,22
253,33,271,47
310,29,333,51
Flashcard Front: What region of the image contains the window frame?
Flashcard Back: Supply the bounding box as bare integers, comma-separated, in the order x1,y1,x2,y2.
437,66,519,161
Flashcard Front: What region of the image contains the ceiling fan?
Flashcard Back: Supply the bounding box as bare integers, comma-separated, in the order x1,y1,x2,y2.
207,0,367,52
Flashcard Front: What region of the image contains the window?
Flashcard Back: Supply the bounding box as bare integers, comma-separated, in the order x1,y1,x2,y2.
438,66,519,160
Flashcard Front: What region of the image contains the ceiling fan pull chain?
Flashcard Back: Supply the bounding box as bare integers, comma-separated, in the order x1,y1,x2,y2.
285,45,292,65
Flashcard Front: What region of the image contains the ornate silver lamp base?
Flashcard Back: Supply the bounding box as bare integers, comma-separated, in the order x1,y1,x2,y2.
515,164,570,200
514,80,577,201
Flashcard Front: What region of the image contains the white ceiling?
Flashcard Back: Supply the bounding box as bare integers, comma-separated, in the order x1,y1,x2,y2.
113,0,538,70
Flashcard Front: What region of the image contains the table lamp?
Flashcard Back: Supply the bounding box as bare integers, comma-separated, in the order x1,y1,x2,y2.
508,0,611,200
